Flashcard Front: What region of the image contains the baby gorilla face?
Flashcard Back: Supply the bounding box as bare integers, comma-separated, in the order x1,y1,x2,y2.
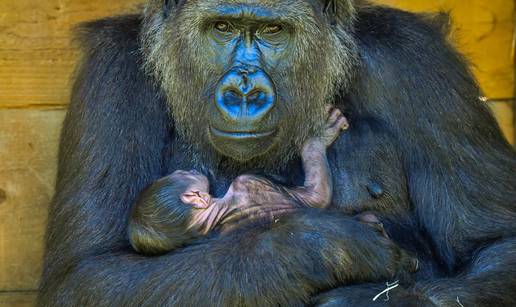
171,170,212,209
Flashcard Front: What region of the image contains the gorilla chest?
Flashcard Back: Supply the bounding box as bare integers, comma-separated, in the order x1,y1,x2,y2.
326,131,410,214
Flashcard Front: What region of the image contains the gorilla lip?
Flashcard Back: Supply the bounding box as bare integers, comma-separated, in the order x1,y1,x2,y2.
209,127,276,140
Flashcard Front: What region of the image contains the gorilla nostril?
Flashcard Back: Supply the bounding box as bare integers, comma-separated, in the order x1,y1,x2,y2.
223,90,242,106
248,91,267,106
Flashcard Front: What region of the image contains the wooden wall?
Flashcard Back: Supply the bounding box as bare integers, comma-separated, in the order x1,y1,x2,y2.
0,1,514,306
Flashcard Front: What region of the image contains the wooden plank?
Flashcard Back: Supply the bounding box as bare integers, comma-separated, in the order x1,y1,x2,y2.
0,50,78,108
0,0,143,109
378,0,514,23
459,20,514,101
0,110,65,291
0,1,144,50
488,100,515,144
0,292,37,307
376,0,515,100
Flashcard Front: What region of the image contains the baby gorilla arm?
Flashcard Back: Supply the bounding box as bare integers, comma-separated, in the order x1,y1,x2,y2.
289,107,349,208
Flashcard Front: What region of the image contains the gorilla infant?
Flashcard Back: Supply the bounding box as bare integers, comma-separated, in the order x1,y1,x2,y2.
129,107,388,254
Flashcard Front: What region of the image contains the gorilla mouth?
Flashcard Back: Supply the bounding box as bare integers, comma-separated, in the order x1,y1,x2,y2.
209,127,277,140
208,126,279,161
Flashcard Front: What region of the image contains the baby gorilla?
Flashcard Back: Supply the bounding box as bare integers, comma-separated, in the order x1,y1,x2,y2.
128,108,382,255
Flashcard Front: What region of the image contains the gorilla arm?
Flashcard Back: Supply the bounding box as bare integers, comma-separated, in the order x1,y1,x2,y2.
314,7,516,306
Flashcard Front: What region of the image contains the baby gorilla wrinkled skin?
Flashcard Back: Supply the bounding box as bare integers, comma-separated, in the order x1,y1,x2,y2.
191,107,350,232
128,108,385,254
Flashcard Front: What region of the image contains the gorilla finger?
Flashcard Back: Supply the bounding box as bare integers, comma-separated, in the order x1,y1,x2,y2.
398,249,420,274
327,108,343,124
328,115,348,130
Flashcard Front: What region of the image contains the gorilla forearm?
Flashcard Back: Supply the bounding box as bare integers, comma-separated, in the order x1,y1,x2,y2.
415,238,516,306
39,211,412,307
314,238,516,307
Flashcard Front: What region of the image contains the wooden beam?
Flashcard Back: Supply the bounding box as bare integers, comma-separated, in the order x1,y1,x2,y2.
0,292,37,307
377,0,515,100
488,100,515,144
0,110,64,291
0,0,143,109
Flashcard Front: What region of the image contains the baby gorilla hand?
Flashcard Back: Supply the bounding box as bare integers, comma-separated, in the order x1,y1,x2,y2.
320,106,349,146
355,212,420,284
302,106,349,155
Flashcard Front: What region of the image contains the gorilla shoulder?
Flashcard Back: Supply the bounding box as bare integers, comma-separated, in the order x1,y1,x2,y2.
75,14,143,56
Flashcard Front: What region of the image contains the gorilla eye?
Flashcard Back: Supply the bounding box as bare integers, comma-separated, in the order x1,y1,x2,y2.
262,24,283,34
214,21,232,33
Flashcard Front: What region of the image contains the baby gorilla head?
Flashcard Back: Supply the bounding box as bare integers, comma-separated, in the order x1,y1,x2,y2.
128,170,211,254
172,170,213,209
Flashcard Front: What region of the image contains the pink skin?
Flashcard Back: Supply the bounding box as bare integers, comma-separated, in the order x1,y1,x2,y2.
179,106,350,234
290,106,349,208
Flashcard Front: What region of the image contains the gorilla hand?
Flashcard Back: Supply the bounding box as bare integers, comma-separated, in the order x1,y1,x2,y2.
312,283,435,307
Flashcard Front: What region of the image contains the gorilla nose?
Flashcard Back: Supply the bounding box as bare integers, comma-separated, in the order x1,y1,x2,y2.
215,67,275,123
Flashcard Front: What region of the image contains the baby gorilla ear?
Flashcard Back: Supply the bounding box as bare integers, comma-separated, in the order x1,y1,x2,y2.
181,191,212,209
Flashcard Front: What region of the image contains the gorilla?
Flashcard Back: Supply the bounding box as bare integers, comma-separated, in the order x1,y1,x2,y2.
38,0,516,306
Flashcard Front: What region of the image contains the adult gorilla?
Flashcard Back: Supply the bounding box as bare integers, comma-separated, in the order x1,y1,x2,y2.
39,0,516,306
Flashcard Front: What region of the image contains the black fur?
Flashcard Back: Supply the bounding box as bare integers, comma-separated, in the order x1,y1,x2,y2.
38,4,516,307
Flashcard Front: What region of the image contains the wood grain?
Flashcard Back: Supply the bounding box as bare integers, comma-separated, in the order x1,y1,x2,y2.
378,0,515,100
0,110,65,291
488,100,515,143
0,292,37,307
379,0,514,23
0,0,143,108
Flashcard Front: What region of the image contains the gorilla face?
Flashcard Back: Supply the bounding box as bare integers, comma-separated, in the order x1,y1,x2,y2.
141,0,358,166
206,16,287,160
